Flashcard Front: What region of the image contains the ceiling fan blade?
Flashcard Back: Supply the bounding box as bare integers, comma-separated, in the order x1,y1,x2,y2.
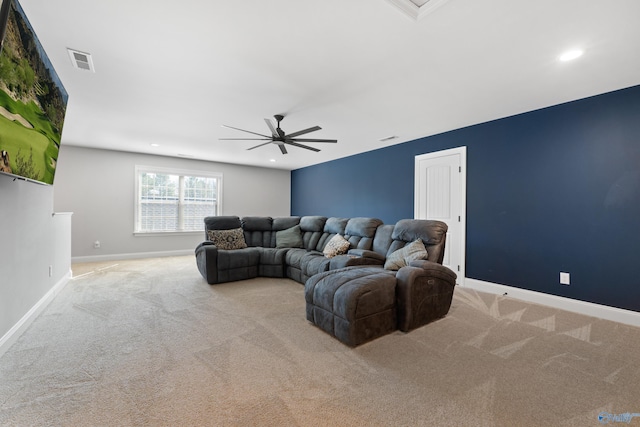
264,118,278,138
219,138,271,140
286,126,322,138
278,143,287,154
247,141,274,150
221,124,271,138
285,140,321,152
290,138,338,143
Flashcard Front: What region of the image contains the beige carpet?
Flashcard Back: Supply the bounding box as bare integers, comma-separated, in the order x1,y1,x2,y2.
1,256,640,426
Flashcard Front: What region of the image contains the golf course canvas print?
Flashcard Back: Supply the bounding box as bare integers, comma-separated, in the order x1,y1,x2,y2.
0,0,68,185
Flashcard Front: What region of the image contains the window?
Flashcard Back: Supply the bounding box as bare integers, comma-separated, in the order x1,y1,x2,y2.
135,166,222,233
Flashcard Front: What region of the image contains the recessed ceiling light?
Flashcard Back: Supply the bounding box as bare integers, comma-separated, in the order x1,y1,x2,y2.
559,49,584,62
269,159,276,162
150,143,160,147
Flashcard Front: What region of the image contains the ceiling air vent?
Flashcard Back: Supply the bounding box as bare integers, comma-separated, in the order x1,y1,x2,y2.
67,48,95,72
385,0,450,21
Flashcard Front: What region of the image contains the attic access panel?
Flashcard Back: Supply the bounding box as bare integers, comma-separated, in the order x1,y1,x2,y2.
385,0,450,20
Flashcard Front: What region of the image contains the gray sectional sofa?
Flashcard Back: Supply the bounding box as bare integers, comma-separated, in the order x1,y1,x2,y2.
195,215,457,346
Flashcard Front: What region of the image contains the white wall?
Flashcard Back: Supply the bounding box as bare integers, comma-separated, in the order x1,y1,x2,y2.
0,174,71,349
53,146,291,260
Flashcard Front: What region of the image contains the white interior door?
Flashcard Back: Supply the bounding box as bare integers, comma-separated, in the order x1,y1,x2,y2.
415,147,466,285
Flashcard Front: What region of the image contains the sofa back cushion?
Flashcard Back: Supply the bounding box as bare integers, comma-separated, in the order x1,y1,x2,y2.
299,216,328,250
203,216,242,240
344,217,382,251
371,224,394,257
388,219,448,264
270,216,302,247
272,216,301,232
309,217,383,253
275,225,304,248
312,217,349,251
241,216,274,247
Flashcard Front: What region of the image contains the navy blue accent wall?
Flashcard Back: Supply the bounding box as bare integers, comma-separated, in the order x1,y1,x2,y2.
291,85,640,312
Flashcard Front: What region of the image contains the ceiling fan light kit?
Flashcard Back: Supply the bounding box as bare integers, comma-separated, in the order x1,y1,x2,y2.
220,115,337,154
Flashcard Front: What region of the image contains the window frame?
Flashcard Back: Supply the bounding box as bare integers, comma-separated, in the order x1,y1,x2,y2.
134,165,223,236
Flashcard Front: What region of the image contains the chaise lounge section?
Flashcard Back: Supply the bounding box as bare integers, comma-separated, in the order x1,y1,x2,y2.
305,219,457,345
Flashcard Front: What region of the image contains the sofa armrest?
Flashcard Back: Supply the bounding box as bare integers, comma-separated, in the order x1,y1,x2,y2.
329,249,385,269
395,263,457,332
195,243,219,284
408,259,452,271
197,241,216,248
348,249,385,262
329,253,384,270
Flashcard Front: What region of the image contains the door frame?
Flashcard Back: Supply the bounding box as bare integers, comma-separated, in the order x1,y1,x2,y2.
414,146,467,285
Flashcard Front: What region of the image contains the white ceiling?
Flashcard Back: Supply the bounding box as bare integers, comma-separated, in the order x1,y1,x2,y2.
19,0,640,170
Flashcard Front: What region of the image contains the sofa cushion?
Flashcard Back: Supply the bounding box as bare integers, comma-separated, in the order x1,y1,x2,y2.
391,219,448,263
300,216,327,232
272,216,301,231
300,216,328,250
305,266,397,346
345,217,383,238
270,216,301,247
215,247,260,283
207,228,248,250
203,216,242,240
285,248,307,270
285,248,325,283
276,225,304,248
241,216,272,231
241,216,273,247
302,252,331,279
323,234,350,258
324,217,349,234
256,247,288,278
371,224,394,257
343,217,383,251
384,239,428,270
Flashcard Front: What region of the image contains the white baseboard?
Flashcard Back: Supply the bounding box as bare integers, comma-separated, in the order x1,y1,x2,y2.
0,270,72,358
464,278,640,328
72,249,194,264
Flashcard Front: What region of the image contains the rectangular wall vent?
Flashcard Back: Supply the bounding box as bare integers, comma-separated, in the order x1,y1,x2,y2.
67,48,95,72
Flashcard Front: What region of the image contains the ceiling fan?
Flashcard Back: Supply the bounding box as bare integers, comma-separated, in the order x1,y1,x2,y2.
220,114,337,154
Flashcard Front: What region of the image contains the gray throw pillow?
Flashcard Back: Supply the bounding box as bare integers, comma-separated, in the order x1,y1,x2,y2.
384,239,428,270
207,228,247,250
276,225,303,248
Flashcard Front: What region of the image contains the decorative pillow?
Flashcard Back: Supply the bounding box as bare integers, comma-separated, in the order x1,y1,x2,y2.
384,239,428,270
323,234,350,258
207,228,247,250
276,225,303,249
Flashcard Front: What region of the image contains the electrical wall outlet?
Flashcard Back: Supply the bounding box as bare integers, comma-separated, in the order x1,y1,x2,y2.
560,272,570,285
94,240,101,249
